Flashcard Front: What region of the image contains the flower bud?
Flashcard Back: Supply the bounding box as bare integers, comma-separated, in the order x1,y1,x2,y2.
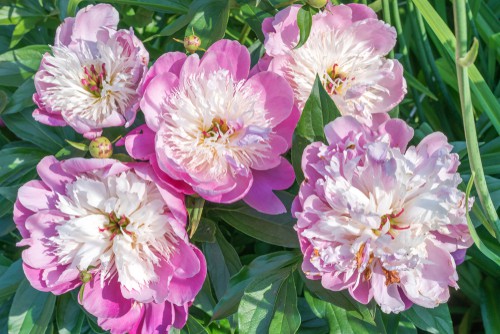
89,136,113,158
79,270,92,283
307,0,328,8
184,34,201,54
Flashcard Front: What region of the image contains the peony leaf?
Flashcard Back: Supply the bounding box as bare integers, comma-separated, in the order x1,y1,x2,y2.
185,0,230,49
8,279,56,334
295,5,313,49
268,274,301,334
0,45,49,87
212,251,300,320
402,304,452,334
56,293,85,334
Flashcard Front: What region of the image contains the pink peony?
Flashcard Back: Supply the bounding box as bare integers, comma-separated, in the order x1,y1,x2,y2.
293,115,472,313
262,4,406,123
33,4,149,139
135,39,299,214
14,157,206,333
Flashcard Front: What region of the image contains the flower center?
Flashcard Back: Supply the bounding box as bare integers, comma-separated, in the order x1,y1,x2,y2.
202,117,231,139
98,211,134,241
323,64,350,95
374,208,409,239
81,64,107,97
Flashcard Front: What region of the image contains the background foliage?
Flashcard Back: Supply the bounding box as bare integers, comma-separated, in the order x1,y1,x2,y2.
0,0,499,333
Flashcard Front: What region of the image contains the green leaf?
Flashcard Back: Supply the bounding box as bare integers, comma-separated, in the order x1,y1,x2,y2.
295,74,341,142
238,267,294,334
182,316,209,334
208,192,299,248
458,37,479,67
2,78,35,115
304,290,374,334
212,251,300,320
0,260,24,303
402,304,453,334
404,72,438,101
56,293,85,334
268,274,301,334
65,0,83,17
0,144,47,187
480,277,500,334
8,279,56,334
0,45,49,87
99,0,189,13
192,218,217,243
411,0,500,134
2,109,75,153
239,4,272,42
185,0,230,49
295,5,313,49
291,134,310,186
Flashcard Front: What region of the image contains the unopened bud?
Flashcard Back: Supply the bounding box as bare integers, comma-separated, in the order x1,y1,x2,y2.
184,34,201,54
89,136,113,158
79,270,92,283
307,0,328,8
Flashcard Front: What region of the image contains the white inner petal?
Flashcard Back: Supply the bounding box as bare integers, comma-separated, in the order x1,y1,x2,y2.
285,26,389,118
159,69,273,180
51,171,177,291
38,37,140,125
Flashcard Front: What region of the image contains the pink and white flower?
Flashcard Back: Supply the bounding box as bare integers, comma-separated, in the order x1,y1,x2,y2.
262,4,406,123
33,4,149,139
14,157,206,333
293,115,472,313
134,39,299,214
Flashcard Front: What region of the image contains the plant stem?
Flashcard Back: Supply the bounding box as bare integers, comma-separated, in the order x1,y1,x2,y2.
453,0,499,239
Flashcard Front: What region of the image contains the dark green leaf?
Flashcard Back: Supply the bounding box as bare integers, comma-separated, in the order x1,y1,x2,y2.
0,45,49,87
291,134,310,185
56,293,85,334
295,75,341,142
185,0,230,49
99,0,189,13
402,304,453,334
268,274,301,334
238,267,293,334
0,260,24,303
8,279,56,334
209,192,299,248
480,277,500,334
212,251,300,320
182,316,209,334
295,5,313,49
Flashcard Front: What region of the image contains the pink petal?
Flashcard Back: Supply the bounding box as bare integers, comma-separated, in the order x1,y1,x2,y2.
199,39,251,81
140,73,179,132
71,4,119,46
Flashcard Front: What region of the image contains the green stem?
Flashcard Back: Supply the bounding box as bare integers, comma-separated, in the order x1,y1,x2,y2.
453,0,499,238
238,24,251,45
381,0,393,59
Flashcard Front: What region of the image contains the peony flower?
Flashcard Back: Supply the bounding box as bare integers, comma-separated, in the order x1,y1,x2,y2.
14,157,206,333
293,115,472,313
135,39,299,214
262,4,406,123
33,4,149,139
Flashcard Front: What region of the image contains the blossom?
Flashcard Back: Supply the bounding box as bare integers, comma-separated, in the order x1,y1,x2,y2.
134,39,299,214
262,4,406,123
33,4,149,139
293,115,472,313
14,157,206,333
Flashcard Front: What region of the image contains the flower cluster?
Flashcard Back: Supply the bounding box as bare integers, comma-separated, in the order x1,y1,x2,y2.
14,2,473,333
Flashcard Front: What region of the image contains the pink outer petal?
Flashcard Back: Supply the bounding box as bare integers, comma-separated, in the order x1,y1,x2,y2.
142,52,186,93
172,304,189,329
313,4,353,32
371,263,407,313
36,156,75,194
324,116,365,145
263,5,301,56
242,71,294,128
275,105,300,146
346,3,378,21
123,125,156,160
140,72,179,132
347,19,397,56
13,200,32,238
249,54,272,77
349,277,373,304
199,39,251,81
17,180,55,212
150,155,194,195
417,132,452,157
243,158,295,215
195,171,254,203
98,303,144,334
54,17,75,47
369,60,407,114
137,302,174,334
379,118,414,152
82,275,133,319
23,263,80,294
166,245,207,305
32,108,67,127
71,4,119,46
